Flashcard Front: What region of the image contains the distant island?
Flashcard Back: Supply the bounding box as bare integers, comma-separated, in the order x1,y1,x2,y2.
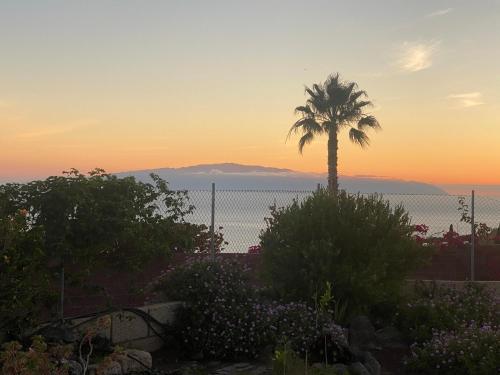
115,163,448,195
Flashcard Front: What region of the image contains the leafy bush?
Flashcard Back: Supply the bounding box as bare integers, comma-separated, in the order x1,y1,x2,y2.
405,324,500,375
260,190,427,316
397,282,500,343
0,210,53,339
0,169,196,272
1,169,213,339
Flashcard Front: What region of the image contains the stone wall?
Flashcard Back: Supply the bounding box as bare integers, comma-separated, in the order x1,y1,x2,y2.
70,302,181,352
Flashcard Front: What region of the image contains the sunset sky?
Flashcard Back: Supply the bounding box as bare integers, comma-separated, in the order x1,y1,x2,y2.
1,1,499,184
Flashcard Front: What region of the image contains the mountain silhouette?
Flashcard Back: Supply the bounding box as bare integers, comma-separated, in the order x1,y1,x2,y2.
115,163,447,194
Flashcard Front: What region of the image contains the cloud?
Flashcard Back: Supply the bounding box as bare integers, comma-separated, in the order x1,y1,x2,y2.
447,92,484,107
13,119,100,139
426,8,453,18
397,41,439,72
14,126,80,139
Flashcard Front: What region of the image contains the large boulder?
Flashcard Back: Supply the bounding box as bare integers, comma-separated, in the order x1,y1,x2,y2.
361,352,381,375
349,362,371,375
331,363,350,374
65,360,83,375
349,315,378,350
115,349,152,373
349,347,381,375
375,326,406,349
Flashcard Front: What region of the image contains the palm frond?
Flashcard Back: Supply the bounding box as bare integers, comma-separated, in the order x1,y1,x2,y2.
294,105,314,116
298,131,315,153
344,82,358,99
351,100,372,110
357,115,381,131
348,90,368,103
287,117,323,140
349,128,370,147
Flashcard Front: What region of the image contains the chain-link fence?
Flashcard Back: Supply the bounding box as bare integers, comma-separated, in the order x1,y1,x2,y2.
162,187,500,254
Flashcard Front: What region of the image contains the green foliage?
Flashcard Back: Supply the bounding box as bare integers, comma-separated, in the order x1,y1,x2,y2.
0,169,195,271
397,282,500,343
272,344,306,375
405,324,500,375
0,210,53,338
0,169,200,338
260,190,427,316
272,345,348,375
0,336,72,375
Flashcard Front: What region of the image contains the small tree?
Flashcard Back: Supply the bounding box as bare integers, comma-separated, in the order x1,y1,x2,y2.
0,169,195,271
0,169,200,337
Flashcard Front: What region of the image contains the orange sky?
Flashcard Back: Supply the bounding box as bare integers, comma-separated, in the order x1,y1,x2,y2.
1,1,499,184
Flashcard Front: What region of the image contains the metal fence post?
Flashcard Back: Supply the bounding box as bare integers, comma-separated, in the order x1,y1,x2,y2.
316,183,321,192
59,264,64,321
470,190,475,281
210,182,215,257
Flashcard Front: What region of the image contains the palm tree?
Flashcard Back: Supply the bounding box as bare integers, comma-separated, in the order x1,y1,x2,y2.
289,73,381,193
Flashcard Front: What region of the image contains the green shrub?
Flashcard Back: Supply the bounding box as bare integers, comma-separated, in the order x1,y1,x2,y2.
397,282,500,343
0,169,205,337
405,324,500,375
260,190,426,316
272,345,349,375
0,169,196,272
0,210,53,339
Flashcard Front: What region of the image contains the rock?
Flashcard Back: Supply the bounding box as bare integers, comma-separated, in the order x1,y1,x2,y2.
375,326,406,349
116,349,152,373
349,316,377,350
87,361,122,375
349,347,381,375
38,324,76,343
349,362,371,375
362,352,381,375
101,361,122,375
331,363,350,374
65,360,83,375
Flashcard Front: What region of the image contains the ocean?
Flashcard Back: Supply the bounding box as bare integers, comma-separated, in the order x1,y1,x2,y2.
172,190,500,253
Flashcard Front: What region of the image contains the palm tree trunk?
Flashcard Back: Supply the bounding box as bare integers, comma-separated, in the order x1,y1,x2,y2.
327,131,338,193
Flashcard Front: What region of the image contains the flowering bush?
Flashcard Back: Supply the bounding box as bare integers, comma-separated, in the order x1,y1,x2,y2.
155,257,347,361
397,282,500,343
155,257,272,359
412,224,429,245
267,302,349,363
247,245,262,254
405,324,500,375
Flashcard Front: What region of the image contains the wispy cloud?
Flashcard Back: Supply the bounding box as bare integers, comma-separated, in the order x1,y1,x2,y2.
397,41,439,72
426,8,453,18
447,92,484,107
13,119,100,139
15,126,80,139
